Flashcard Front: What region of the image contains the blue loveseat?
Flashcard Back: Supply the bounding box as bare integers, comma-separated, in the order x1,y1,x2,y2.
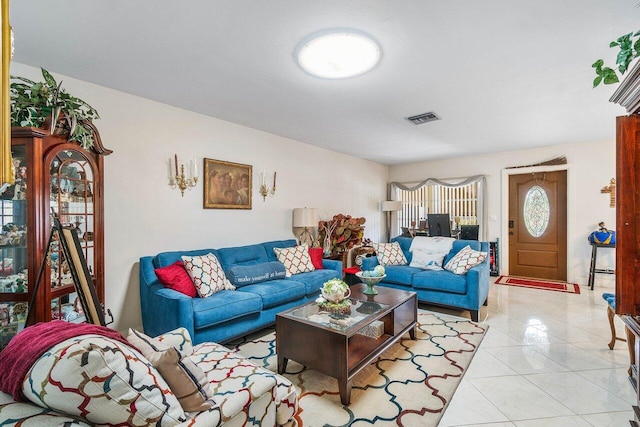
361,237,490,321
139,239,341,344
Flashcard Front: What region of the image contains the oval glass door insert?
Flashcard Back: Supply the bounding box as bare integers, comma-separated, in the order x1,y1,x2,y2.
523,185,549,237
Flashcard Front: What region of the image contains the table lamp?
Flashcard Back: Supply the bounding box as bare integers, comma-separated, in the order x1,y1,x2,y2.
381,200,403,242
292,207,319,246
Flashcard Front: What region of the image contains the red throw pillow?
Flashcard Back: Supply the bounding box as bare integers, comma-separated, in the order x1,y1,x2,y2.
155,261,197,297
308,247,324,269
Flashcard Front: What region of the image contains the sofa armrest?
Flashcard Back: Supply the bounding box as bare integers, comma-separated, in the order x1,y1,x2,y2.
139,256,195,339
361,256,380,271
465,259,490,307
321,259,342,276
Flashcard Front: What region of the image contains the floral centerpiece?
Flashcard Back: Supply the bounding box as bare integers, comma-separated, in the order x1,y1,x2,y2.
317,279,352,316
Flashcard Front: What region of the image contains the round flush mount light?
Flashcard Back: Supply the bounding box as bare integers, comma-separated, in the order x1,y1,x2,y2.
296,30,382,79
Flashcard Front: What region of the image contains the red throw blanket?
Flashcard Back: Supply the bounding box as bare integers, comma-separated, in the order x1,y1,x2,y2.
0,320,130,401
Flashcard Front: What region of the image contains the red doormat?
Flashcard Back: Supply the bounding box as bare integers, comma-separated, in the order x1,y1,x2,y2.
495,276,580,294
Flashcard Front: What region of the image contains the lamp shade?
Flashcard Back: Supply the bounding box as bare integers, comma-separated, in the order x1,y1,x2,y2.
292,208,319,228
380,200,403,212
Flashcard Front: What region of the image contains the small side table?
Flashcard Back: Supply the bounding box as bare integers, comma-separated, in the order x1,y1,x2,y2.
588,242,615,290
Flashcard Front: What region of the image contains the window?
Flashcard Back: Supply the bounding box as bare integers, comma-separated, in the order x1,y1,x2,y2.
389,175,486,239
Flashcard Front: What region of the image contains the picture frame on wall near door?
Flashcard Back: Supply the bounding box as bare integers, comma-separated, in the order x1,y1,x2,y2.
203,158,252,209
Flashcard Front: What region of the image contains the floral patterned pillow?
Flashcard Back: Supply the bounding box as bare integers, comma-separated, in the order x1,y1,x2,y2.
22,335,186,426
182,253,235,298
444,245,487,275
273,245,315,277
373,242,408,266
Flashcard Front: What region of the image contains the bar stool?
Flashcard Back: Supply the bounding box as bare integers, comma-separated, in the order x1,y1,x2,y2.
588,243,615,290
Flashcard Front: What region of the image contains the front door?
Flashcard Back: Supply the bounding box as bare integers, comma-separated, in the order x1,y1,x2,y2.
508,170,567,281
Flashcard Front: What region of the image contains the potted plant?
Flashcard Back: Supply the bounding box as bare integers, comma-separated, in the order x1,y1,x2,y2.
592,30,640,87
10,68,100,149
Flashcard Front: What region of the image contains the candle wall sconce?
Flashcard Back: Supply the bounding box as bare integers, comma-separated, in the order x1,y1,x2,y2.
169,154,199,197
259,170,276,201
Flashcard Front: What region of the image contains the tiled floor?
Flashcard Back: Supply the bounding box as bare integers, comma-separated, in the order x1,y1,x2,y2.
437,276,635,427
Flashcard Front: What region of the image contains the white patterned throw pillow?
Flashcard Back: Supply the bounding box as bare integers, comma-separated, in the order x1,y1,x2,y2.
273,245,315,277
444,245,487,275
373,242,408,266
182,252,235,298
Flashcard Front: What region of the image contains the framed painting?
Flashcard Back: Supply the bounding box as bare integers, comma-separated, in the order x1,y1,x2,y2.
203,158,252,209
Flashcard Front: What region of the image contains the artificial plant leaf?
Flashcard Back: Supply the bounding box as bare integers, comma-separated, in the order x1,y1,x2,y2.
41,68,57,89
603,69,620,84
593,76,603,87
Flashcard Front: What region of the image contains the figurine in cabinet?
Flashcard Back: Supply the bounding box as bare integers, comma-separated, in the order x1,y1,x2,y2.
0,304,9,326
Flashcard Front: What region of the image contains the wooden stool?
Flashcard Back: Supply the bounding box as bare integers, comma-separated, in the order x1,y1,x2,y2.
603,292,636,376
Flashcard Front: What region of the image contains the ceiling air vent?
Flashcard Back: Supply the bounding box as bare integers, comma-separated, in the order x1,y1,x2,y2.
405,111,441,125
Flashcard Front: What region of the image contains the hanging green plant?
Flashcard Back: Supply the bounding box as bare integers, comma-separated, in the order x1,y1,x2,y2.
592,30,640,88
10,68,100,149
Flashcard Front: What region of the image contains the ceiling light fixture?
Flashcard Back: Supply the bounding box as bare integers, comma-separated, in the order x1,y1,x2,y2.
296,30,382,79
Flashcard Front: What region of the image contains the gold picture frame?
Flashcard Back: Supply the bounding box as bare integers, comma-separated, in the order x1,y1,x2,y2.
203,158,252,209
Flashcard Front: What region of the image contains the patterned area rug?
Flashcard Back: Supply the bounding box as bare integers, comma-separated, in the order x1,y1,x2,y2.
228,311,487,427
495,275,580,294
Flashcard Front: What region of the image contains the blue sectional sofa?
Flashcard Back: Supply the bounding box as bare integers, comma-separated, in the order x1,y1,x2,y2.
139,239,341,344
361,237,490,321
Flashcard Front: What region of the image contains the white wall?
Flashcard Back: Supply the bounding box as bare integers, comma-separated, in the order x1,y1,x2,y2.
11,63,389,332
389,141,616,286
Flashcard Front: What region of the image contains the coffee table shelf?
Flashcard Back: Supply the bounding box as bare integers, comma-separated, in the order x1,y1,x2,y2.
276,284,417,405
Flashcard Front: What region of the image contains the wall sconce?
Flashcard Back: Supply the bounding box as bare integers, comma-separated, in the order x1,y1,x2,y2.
292,207,318,246
381,200,403,242
169,154,198,197
259,170,276,201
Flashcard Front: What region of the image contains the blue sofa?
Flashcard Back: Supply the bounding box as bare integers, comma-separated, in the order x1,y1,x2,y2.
139,239,341,344
361,237,490,321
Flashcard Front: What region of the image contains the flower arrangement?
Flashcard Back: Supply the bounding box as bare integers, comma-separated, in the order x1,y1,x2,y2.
317,278,352,316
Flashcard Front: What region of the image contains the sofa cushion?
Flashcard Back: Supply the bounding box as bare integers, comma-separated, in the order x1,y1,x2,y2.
261,239,298,262
289,269,341,294
216,243,270,267
236,279,306,309
22,335,186,426
373,242,408,266
444,245,487,275
155,261,197,297
192,290,262,330
182,253,235,297
412,269,468,294
127,329,216,412
443,240,484,265
273,245,315,277
154,248,217,269
381,265,420,286
308,247,324,269
225,261,287,287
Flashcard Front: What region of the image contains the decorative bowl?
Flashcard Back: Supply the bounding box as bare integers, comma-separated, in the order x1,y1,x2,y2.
355,272,386,295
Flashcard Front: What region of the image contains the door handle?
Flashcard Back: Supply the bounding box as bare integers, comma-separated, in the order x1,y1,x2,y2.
509,231,514,235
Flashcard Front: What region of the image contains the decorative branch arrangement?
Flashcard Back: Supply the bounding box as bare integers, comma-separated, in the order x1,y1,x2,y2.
318,214,366,257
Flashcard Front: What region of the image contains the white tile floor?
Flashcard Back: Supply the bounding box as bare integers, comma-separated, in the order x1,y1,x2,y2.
437,277,635,427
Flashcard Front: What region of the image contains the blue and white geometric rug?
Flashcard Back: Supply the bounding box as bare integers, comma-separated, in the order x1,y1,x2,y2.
229,311,487,427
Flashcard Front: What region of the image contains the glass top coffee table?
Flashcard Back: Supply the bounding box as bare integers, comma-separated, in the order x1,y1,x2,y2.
276,283,417,405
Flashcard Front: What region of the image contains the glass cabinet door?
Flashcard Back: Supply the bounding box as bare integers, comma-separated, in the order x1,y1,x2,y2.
0,145,29,347
49,149,95,323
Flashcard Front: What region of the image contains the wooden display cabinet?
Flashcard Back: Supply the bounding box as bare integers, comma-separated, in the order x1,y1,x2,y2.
0,127,111,349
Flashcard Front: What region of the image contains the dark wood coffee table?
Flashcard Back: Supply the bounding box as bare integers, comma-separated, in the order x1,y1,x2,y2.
276,283,417,405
